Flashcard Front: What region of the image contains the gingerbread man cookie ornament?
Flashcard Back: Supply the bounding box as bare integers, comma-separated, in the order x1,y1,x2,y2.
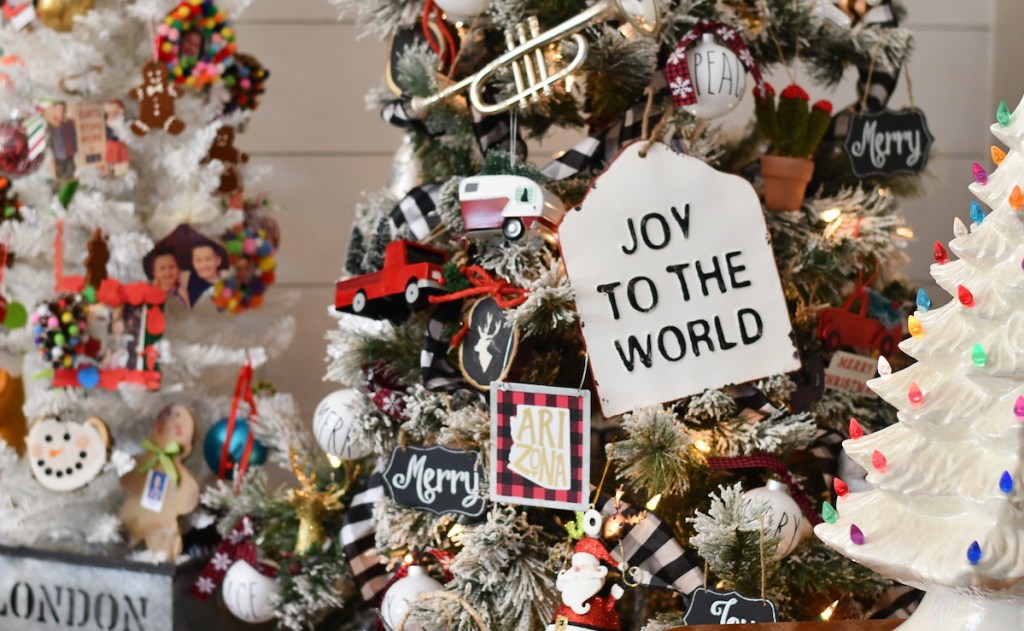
128,62,186,136
120,404,200,560
203,125,248,196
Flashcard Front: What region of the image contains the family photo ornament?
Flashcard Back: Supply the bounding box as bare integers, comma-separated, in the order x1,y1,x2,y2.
490,382,590,510
559,142,800,417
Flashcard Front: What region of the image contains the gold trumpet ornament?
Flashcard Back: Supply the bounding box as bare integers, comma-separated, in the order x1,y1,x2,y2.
410,0,661,116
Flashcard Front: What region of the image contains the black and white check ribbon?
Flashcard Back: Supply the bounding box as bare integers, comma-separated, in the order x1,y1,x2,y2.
341,472,390,604
541,100,647,181
857,0,900,113
596,494,703,596
421,301,467,392
389,182,442,241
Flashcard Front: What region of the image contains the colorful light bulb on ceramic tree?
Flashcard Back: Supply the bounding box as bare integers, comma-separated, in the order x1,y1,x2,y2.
997,100,1012,127
849,417,864,440
1011,186,1024,211
970,200,986,225
972,343,987,367
933,241,949,264
958,285,975,307
916,289,931,312
972,162,989,185
877,355,891,377
992,146,1006,165
953,217,968,238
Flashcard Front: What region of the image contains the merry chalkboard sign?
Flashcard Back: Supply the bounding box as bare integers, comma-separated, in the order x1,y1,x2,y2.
383,446,486,517
844,108,933,178
559,142,800,417
683,587,778,625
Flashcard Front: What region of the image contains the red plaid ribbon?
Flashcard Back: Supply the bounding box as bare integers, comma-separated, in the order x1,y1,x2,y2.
188,517,273,601
706,454,823,525
664,20,765,108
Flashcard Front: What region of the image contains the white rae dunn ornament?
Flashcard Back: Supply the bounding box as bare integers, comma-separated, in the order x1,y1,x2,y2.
313,389,373,461
222,559,280,623
743,480,811,559
560,142,800,417
665,20,765,119
380,565,444,631
27,416,111,492
434,0,490,21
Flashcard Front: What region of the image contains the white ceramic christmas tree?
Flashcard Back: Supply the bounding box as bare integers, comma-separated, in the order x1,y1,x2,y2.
816,93,1024,630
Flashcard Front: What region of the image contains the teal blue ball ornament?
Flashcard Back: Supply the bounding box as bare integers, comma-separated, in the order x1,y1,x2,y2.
203,418,268,479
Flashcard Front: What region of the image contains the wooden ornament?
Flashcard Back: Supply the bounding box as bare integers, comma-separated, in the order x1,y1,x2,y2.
120,404,200,561
202,125,248,196
127,62,185,136
459,296,519,390
27,416,110,491
84,228,109,289
0,368,26,455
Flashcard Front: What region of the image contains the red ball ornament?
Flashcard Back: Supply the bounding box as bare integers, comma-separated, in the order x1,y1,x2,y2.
0,120,44,177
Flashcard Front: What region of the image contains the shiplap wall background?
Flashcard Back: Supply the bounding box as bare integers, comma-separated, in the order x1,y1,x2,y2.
240,0,1008,416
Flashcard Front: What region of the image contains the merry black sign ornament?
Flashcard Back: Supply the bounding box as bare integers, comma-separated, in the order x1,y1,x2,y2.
383,445,486,517
844,108,933,178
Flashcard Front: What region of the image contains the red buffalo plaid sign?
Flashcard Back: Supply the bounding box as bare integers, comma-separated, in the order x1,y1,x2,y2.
490,382,590,510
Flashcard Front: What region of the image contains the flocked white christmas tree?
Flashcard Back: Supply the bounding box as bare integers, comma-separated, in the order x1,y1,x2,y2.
0,0,304,553
816,93,1024,629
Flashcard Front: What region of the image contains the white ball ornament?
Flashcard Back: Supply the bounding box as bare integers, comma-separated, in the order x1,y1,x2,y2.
222,560,281,623
434,0,491,21
313,388,373,461
683,33,747,119
380,565,444,631
742,480,810,559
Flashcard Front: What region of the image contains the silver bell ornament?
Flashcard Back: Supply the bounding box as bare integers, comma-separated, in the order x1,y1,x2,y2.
380,565,444,631
742,479,810,559
682,33,747,119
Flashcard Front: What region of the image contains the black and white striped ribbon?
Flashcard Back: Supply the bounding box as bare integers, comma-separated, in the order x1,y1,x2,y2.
869,584,923,620
421,301,467,392
341,473,390,604
541,100,647,181
596,494,703,596
857,0,900,113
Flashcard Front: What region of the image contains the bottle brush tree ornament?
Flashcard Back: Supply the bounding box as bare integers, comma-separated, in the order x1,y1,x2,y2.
816,93,1024,630
755,83,832,211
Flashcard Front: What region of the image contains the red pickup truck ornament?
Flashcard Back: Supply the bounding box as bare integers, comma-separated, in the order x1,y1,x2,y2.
818,288,901,357
334,240,448,318
459,175,565,241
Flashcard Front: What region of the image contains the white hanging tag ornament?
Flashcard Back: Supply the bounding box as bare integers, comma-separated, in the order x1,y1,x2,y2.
559,142,800,416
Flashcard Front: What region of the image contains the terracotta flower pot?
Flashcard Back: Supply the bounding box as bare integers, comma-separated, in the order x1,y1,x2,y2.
762,155,815,211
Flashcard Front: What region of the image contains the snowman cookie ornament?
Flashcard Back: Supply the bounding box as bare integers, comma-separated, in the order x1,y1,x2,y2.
27,416,111,492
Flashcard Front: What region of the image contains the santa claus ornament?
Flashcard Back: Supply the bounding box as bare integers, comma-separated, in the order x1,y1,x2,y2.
548,509,626,631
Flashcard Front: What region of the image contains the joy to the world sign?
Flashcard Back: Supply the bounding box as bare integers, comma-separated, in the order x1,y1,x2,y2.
560,142,800,416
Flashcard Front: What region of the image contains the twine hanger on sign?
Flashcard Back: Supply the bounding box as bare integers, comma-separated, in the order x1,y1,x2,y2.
638,84,673,158
859,30,913,114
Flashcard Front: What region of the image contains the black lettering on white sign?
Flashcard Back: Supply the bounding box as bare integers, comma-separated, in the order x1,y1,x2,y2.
384,446,486,517
683,587,778,625
844,108,933,178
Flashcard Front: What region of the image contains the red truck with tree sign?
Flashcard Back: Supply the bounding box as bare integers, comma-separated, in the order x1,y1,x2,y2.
817,287,901,357
334,240,448,317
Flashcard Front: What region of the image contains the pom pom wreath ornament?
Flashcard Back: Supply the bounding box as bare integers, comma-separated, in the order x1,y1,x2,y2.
31,294,93,369
0,119,45,177
743,480,810,559
222,53,269,116
934,241,949,264
211,223,276,314
155,0,237,88
312,389,372,461
380,565,444,631
202,417,268,479
222,560,281,623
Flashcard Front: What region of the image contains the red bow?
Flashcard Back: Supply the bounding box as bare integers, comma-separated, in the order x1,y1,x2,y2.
428,265,529,309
